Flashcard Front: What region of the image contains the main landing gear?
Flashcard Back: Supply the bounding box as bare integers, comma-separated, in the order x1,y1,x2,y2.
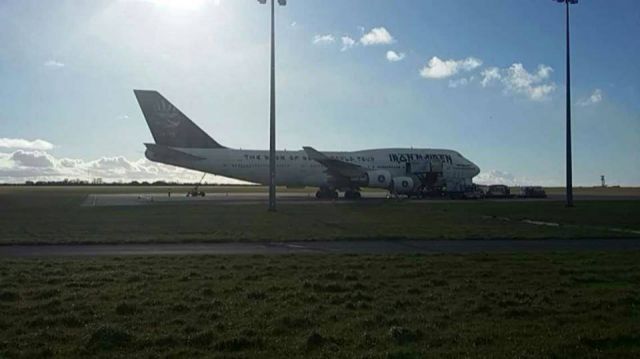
315,188,362,200
315,188,339,199
344,190,362,200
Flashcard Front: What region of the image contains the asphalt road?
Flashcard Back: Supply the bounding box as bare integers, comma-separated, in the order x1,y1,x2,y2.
2,239,639,257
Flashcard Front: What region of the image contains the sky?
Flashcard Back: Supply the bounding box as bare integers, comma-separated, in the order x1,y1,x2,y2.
0,0,639,185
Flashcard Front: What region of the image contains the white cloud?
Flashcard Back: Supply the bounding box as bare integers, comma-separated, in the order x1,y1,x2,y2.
360,27,395,46
448,77,473,88
475,170,518,186
502,64,555,101
480,63,556,101
312,34,335,45
58,158,84,168
589,88,603,103
290,21,297,27
44,60,65,68
0,138,55,150
475,170,557,187
386,50,405,62
341,36,356,52
10,150,56,168
480,67,501,87
578,89,603,106
0,149,244,184
419,56,482,79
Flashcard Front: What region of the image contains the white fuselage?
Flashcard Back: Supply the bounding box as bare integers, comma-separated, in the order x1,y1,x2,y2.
146,147,480,191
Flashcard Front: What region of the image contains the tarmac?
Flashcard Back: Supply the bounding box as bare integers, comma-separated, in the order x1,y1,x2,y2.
2,239,640,257
82,191,640,207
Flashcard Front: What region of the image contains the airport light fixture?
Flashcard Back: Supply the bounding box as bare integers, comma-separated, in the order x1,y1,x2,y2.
555,0,578,207
258,0,286,212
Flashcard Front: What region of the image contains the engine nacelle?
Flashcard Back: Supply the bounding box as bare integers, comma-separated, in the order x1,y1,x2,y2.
391,176,415,194
364,170,392,188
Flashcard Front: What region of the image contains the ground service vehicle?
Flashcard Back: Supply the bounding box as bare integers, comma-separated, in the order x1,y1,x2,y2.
518,186,547,198
485,184,511,198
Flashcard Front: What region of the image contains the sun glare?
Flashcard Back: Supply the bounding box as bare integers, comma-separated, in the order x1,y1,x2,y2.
145,0,212,11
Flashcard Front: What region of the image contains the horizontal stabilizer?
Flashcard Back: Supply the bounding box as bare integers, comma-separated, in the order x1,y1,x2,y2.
144,143,206,163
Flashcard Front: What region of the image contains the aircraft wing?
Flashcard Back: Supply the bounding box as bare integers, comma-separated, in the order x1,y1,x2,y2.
303,146,365,178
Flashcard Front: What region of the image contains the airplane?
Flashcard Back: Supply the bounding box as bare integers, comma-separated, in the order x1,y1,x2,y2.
134,90,480,199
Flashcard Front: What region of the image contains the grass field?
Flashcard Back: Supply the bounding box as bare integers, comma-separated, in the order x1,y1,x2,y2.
1,252,639,358
1,187,639,244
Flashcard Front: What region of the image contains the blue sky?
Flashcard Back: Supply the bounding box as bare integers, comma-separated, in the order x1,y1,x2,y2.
0,0,638,185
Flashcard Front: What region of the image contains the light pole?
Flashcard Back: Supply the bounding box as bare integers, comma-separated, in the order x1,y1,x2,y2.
258,0,286,212
555,0,578,207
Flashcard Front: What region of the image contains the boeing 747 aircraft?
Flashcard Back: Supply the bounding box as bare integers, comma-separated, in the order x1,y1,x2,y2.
135,90,480,199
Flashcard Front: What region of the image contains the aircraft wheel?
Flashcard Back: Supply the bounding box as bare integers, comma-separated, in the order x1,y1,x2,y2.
344,190,362,199
344,190,362,200
316,188,336,200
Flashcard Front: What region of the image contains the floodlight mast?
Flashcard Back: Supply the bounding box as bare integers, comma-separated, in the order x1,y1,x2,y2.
555,0,578,207
258,0,286,212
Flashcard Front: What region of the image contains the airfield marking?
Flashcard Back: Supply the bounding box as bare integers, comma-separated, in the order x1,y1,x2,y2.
611,228,640,235
522,219,561,227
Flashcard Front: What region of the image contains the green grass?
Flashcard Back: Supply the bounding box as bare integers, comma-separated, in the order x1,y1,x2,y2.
0,187,639,244
1,253,640,357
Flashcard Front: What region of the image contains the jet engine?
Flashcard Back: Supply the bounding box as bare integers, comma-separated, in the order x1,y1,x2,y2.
363,170,392,188
391,176,415,194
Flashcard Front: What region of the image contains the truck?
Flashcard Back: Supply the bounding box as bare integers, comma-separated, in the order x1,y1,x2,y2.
484,184,512,199
518,186,547,198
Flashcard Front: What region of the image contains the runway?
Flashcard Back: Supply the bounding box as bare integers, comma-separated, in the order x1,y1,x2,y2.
2,239,639,257
82,191,640,207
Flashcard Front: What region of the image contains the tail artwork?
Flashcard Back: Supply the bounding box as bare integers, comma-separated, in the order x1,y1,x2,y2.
134,90,225,149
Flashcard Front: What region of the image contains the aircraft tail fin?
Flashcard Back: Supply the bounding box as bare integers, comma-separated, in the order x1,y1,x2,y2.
134,90,225,149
